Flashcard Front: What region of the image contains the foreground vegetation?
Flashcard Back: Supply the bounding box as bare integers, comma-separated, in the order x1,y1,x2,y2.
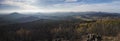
0,18,120,41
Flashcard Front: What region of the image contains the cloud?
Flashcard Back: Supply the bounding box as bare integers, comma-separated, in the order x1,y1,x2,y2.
0,0,120,13
0,0,40,10
46,1,120,13
65,0,78,2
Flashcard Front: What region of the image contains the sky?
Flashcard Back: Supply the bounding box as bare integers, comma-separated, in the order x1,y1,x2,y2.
0,0,120,13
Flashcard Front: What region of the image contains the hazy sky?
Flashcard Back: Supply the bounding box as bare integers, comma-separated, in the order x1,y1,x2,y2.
0,0,120,13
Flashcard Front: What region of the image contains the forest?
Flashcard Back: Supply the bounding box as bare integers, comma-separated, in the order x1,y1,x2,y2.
0,12,120,41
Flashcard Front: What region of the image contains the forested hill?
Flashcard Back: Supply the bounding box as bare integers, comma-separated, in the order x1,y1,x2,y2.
0,12,120,41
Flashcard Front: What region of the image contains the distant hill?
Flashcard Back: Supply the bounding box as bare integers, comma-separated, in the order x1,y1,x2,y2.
0,12,40,25
1,12,28,20
0,12,120,25
85,12,120,17
14,16,40,23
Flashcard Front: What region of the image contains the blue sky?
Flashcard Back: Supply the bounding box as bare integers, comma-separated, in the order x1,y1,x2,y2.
0,0,120,13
